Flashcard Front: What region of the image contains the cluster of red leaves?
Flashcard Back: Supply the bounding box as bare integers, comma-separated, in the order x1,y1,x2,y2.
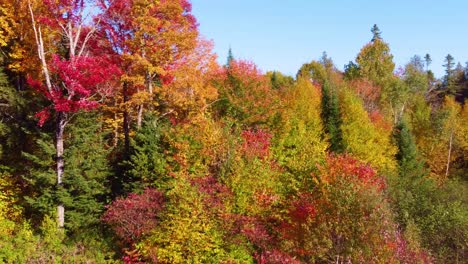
29,55,121,126
39,0,86,27
288,194,317,222
102,188,165,244
317,154,386,192
191,176,232,211
241,129,272,159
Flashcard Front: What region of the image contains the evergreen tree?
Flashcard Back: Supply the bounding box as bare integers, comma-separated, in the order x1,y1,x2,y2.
344,61,360,80
23,112,112,232
393,120,426,178
424,53,432,71
321,81,344,153
124,114,169,193
371,24,382,42
226,47,234,67
443,54,457,93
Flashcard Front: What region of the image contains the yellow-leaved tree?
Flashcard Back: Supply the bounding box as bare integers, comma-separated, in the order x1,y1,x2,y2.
273,77,328,184
340,89,397,173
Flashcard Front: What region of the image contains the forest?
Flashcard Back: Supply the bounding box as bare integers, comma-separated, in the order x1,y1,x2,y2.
0,0,467,263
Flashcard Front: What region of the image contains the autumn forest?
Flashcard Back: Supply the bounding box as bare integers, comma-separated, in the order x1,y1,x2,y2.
0,0,467,263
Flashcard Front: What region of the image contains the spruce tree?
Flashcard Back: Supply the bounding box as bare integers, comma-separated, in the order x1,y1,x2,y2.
443,54,457,93
23,112,112,232
321,81,344,153
371,24,382,42
393,120,426,178
226,47,234,67
124,114,169,193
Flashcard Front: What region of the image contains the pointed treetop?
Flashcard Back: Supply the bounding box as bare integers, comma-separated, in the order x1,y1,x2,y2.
371,24,382,42
226,47,234,66
424,53,432,71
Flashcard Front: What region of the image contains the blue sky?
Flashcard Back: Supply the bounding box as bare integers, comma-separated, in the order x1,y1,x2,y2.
191,0,468,78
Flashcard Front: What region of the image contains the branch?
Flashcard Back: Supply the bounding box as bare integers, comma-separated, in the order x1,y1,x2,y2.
28,0,53,94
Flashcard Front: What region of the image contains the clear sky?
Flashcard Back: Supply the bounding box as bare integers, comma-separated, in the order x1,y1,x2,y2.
191,0,468,78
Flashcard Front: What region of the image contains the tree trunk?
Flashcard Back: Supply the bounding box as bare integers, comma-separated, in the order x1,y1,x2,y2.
56,112,66,228
123,82,130,155
445,131,453,178
137,104,143,129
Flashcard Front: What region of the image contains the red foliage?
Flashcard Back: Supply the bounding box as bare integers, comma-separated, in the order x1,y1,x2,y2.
348,78,381,112
317,154,386,192
288,194,317,222
102,189,165,244
29,54,121,125
191,176,232,211
241,129,272,159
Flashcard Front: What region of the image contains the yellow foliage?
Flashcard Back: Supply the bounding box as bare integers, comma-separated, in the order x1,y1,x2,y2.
162,38,219,116
0,172,22,222
340,89,397,173
418,96,464,180
0,3,15,47
274,77,328,176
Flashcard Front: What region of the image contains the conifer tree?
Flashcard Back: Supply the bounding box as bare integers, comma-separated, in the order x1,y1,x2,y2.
226,47,234,67
123,114,169,194
443,54,457,94
393,120,426,178
321,80,344,153
371,24,382,42
23,112,111,232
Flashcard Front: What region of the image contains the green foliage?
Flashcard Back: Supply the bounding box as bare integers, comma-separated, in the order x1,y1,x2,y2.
321,80,344,153
393,120,426,178
62,112,112,231
296,60,328,84
124,114,169,193
0,66,24,161
23,112,112,232
0,214,117,263
266,70,294,90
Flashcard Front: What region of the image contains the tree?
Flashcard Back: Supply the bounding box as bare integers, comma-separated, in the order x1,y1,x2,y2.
371,24,382,42
226,47,234,67
215,59,279,126
99,0,199,129
27,0,120,227
393,120,426,179
355,26,395,90
273,77,328,182
424,53,432,71
321,80,344,153
340,89,397,173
